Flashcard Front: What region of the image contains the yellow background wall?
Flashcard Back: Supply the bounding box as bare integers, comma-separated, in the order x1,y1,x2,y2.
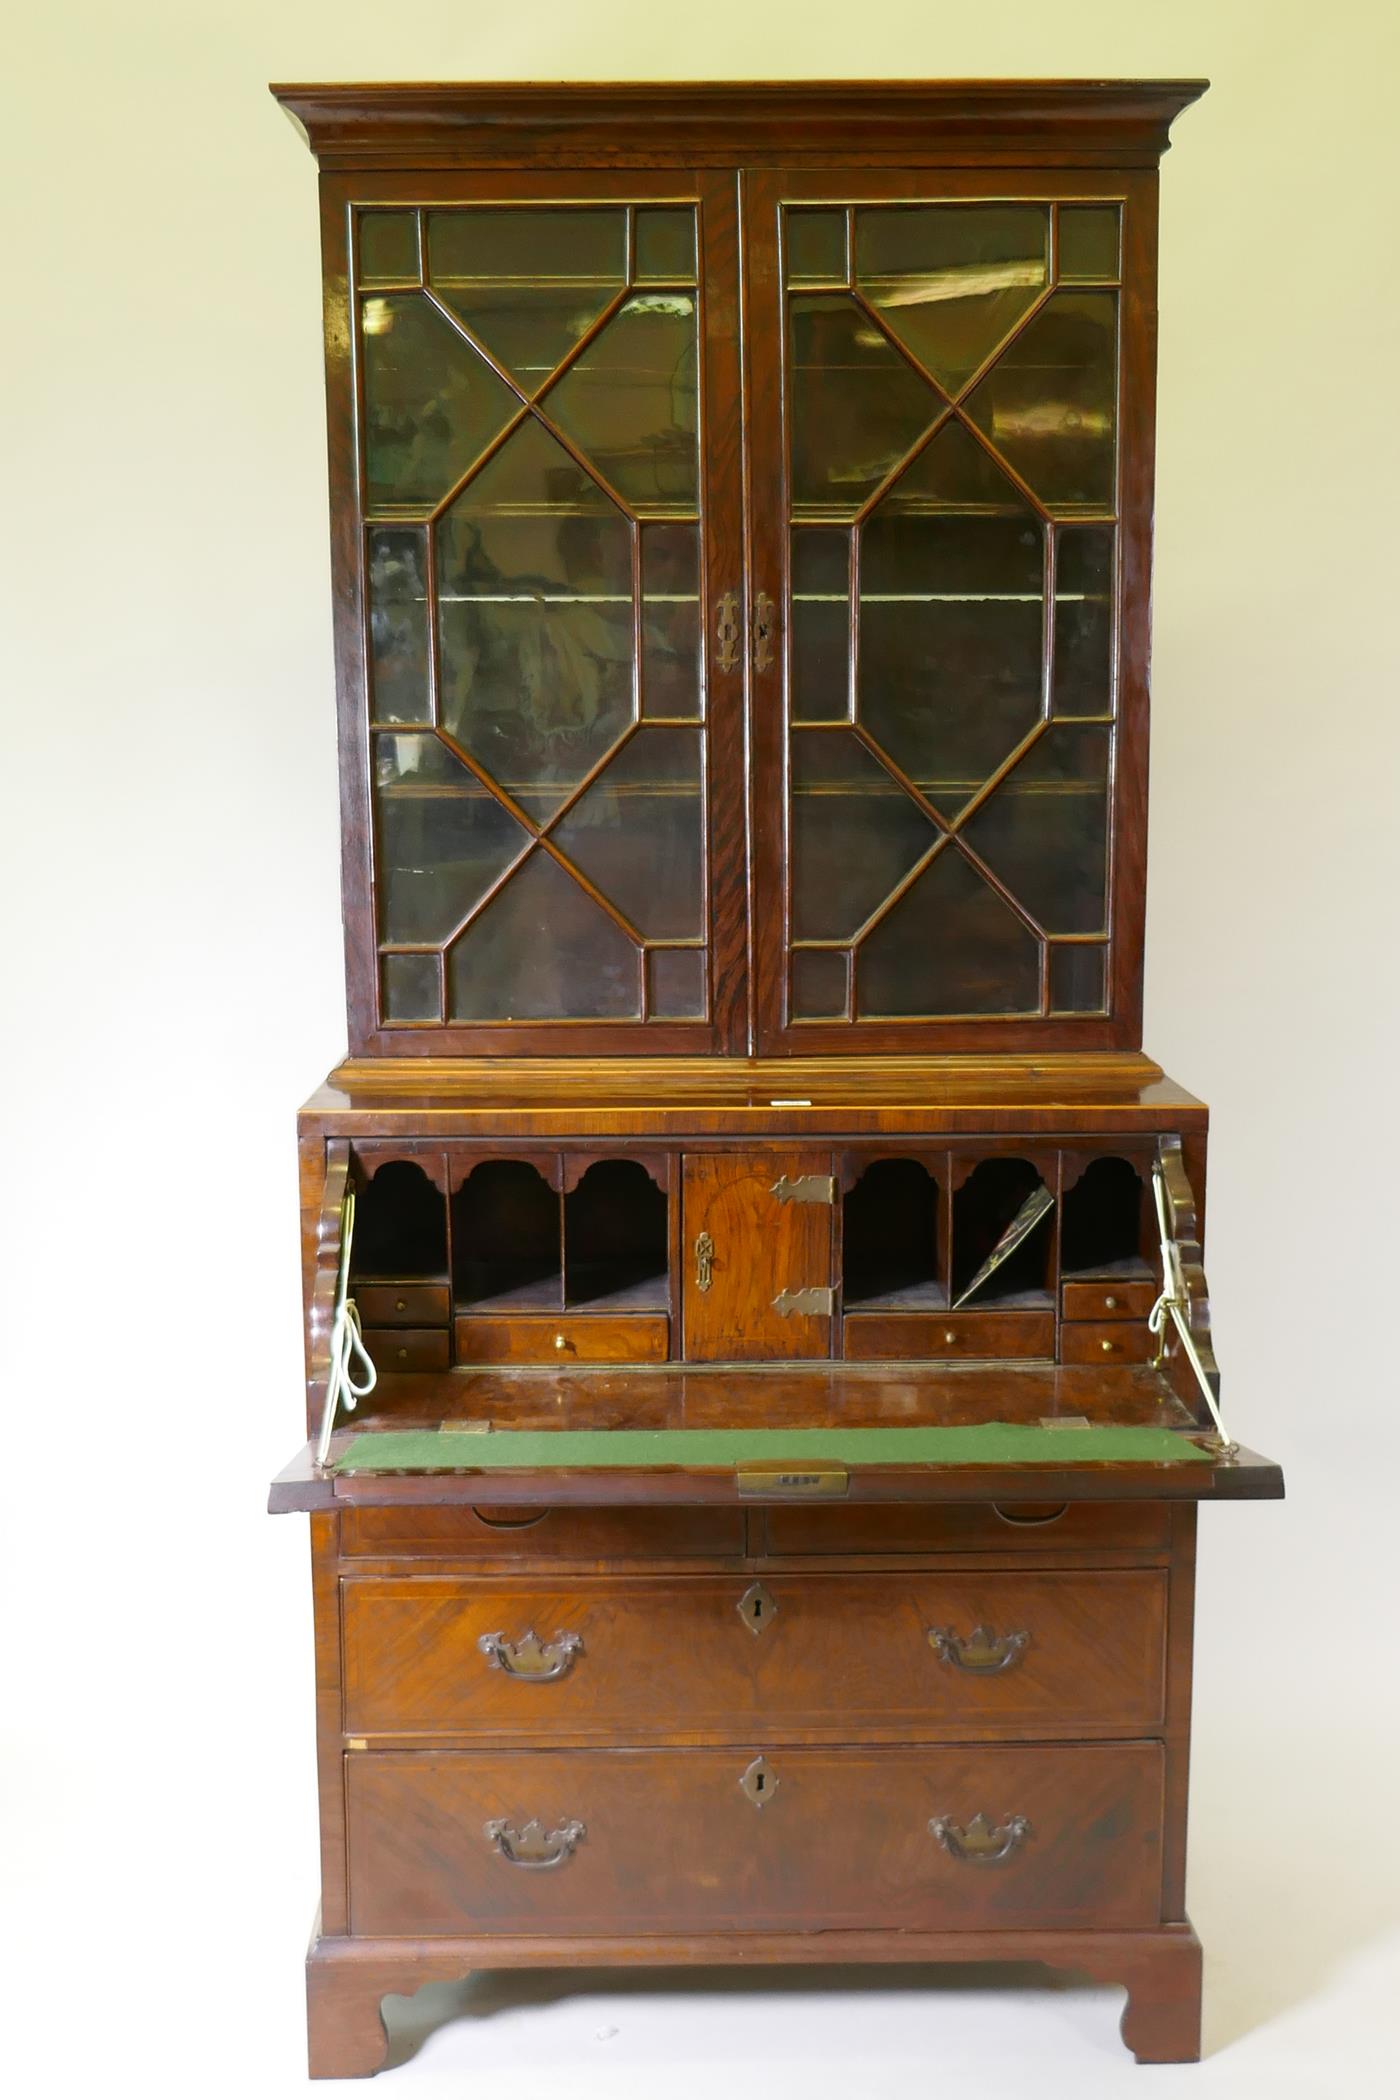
3,5,1397,2089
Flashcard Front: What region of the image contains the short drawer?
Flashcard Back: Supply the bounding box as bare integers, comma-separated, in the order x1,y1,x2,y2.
843,1309,1055,1360
341,1568,1166,1741
356,1281,451,1327
339,1505,745,1560
763,1500,1171,1556
454,1315,669,1364
362,1326,451,1372
1060,1320,1156,1367
347,1740,1165,1935
1062,1278,1158,1322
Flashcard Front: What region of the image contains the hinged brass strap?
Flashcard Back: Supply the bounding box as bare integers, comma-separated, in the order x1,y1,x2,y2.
769,1173,835,1205
771,1285,834,1316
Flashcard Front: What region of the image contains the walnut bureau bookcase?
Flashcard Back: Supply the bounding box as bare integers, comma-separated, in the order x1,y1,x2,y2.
268,80,1282,2076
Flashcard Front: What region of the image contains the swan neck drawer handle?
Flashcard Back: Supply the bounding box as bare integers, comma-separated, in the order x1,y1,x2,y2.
930,1813,1031,1864
927,1624,1030,1673
477,1629,583,1680
483,1818,585,1869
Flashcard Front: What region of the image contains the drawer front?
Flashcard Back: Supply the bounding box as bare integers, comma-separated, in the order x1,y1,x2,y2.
1060,1320,1156,1367
356,1281,451,1326
342,1570,1166,1740
763,1500,1171,1556
339,1506,745,1561
1062,1278,1158,1322
363,1326,451,1372
454,1315,669,1364
347,1742,1165,1934
843,1310,1054,1361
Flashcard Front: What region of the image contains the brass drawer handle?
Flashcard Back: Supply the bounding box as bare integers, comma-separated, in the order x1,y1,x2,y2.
483,1817,585,1869
930,1812,1031,1864
928,1624,1030,1674
477,1629,583,1680
694,1230,715,1292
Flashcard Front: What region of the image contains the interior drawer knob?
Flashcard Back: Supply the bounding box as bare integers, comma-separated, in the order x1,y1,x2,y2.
928,1624,1030,1673
483,1817,585,1870
1104,1294,1119,1310
929,1812,1031,1864
1101,1337,1116,1353
477,1629,584,1680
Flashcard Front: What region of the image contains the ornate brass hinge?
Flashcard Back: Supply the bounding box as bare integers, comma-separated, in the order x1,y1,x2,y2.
769,1174,835,1205
771,1285,834,1317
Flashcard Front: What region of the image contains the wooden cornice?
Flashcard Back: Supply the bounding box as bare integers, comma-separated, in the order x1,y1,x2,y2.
269,79,1209,173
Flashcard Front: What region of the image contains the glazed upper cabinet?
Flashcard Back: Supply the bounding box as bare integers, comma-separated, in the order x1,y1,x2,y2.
307,124,1163,1056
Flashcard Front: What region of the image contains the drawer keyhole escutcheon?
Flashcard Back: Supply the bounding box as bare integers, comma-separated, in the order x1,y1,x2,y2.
928,1625,1030,1674
738,1581,777,1635
484,1818,586,1869
930,1812,1031,1865
478,1629,584,1680
740,1756,778,1808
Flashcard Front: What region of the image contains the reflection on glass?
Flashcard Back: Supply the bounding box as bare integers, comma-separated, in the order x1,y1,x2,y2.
792,948,848,1019
367,528,430,724
859,844,1040,1015
790,729,937,941
1048,943,1107,1013
359,211,419,283
548,295,699,512
649,946,706,1018
641,522,701,718
960,724,1111,935
856,205,1049,396
787,210,847,284
1053,525,1115,717
447,848,639,1019
374,733,530,943
381,951,440,1022
436,418,634,816
791,529,851,721
361,293,518,510
635,209,697,282
1058,206,1120,283
788,295,935,518
965,291,1118,510
550,727,703,940
859,420,1044,814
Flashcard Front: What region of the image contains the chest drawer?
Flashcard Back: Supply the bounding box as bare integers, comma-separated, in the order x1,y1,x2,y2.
341,1569,1166,1742
347,1741,1165,1935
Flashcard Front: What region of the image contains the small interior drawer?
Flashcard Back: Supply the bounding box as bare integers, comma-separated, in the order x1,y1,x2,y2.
454,1314,670,1365
1060,1320,1156,1367
843,1309,1055,1361
362,1326,451,1372
1061,1279,1157,1322
356,1281,451,1326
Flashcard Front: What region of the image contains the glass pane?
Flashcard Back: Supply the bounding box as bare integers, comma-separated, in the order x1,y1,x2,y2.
374,734,530,943
858,421,1044,817
1054,525,1115,717
791,729,937,940
1048,944,1107,1013
1058,206,1120,283
792,948,848,1019
359,211,418,283
856,205,1050,397
859,845,1041,1016
550,726,703,941
787,210,847,285
367,528,430,725
965,291,1118,511
791,529,851,722
381,951,440,1022
788,295,936,519
436,418,634,817
447,849,640,1019
548,294,699,513
635,209,696,283
641,522,701,718
649,947,706,1018
960,724,1111,935
360,293,518,510
427,208,625,283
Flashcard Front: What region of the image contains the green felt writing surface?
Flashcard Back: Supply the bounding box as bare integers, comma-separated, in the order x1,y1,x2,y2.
332,1423,1213,1474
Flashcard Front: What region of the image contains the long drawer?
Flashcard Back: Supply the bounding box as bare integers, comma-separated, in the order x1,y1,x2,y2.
346,1742,1165,1935
342,1569,1167,1741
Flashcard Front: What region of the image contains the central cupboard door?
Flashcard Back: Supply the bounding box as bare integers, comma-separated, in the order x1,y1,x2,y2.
682,1152,834,1358
744,169,1148,1055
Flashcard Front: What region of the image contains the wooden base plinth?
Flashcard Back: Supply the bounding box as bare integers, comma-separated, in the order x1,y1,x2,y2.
305,1920,1203,2076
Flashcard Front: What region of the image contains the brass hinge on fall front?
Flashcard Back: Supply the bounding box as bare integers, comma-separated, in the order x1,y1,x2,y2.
771,1285,835,1317
770,1174,835,1205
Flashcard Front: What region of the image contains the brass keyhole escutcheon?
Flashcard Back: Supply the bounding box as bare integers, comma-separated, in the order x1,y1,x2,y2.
738,1581,777,1635
694,1231,715,1293
739,1756,778,1808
